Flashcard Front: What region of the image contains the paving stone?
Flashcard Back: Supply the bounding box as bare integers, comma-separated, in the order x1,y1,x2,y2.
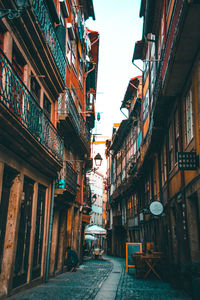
115,258,192,300
8,256,192,300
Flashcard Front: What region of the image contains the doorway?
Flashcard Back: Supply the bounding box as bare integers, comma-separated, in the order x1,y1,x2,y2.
12,176,34,288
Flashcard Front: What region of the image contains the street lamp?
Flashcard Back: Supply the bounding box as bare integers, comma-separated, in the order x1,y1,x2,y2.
94,153,103,167
0,0,30,19
86,153,103,174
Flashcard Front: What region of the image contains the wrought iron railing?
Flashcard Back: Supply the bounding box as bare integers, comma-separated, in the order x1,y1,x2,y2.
152,0,184,110
32,0,66,82
57,91,91,153
66,90,80,134
65,161,77,195
0,49,63,163
161,0,184,82
79,114,90,152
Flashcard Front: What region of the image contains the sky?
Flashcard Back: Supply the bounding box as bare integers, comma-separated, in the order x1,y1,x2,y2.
86,0,143,138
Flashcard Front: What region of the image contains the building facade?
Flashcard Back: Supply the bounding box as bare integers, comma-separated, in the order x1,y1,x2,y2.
87,171,104,227
0,0,98,297
106,0,200,292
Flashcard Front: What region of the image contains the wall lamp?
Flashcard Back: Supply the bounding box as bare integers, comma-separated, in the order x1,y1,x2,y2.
0,0,31,19
94,153,103,167
87,153,103,173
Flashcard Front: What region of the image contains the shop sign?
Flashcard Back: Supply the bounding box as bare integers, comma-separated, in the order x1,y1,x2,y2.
149,201,164,216
178,152,198,170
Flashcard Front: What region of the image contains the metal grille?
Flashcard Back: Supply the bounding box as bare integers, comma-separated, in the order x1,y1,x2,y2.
32,0,66,82
65,161,78,195
0,49,63,163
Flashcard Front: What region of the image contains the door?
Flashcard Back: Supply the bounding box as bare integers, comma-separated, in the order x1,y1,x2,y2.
12,176,34,288
32,184,46,279
0,165,18,273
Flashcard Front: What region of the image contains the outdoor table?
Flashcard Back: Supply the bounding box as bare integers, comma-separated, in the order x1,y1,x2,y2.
131,253,145,278
140,254,162,280
132,252,163,280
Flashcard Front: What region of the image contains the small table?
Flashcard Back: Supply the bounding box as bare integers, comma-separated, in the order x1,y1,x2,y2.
140,254,162,280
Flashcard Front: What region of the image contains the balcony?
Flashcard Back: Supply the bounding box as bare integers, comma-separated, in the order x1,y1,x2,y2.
58,92,91,155
32,0,66,83
153,0,200,118
58,89,80,135
79,114,90,154
55,161,78,200
0,49,63,170
3,0,66,94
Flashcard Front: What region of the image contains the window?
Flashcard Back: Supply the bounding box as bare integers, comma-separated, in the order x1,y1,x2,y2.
158,9,165,59
43,94,51,120
168,122,174,172
78,101,82,113
31,74,41,104
72,42,76,71
66,37,71,66
150,39,156,101
0,29,4,50
185,89,194,145
161,143,167,185
144,177,150,205
71,87,76,103
79,61,83,87
143,90,149,121
174,108,179,162
12,44,26,80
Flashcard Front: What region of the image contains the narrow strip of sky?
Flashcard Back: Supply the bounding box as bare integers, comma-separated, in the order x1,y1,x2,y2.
86,0,143,137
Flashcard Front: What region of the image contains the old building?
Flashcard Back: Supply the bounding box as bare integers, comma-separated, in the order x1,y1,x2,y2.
0,0,98,297
105,77,142,258
87,170,104,227
106,0,200,292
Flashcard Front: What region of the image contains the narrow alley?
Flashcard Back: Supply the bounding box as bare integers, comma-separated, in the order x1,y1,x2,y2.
8,256,191,300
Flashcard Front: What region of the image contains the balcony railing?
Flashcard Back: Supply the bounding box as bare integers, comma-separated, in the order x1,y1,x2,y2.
0,49,63,163
65,90,80,134
32,0,66,82
65,161,78,195
79,114,90,153
58,91,91,153
162,0,184,82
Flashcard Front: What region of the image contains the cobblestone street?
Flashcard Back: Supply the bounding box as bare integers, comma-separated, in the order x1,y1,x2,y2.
8,256,192,300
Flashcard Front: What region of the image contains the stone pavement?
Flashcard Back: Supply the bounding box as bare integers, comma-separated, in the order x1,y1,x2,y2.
8,256,192,300
115,257,192,300
8,259,112,300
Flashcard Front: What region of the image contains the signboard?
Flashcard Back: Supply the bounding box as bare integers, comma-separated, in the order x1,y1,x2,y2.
178,152,198,170
149,201,164,216
126,242,142,273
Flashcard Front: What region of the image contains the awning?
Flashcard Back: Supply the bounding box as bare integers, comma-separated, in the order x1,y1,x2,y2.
85,234,97,241
85,225,107,235
121,76,141,109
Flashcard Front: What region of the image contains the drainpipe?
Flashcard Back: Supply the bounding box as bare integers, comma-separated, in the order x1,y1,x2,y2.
45,180,55,282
